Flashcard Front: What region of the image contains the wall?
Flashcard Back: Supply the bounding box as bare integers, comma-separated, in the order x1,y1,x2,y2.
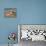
0,0,19,44
19,0,46,24
0,0,46,44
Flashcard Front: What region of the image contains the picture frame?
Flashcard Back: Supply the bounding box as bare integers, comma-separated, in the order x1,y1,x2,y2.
4,8,16,18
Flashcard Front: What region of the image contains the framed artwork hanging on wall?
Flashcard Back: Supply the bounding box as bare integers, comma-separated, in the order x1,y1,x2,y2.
4,8,16,18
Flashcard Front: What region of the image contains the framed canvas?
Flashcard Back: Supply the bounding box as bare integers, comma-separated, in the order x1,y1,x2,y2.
4,8,16,18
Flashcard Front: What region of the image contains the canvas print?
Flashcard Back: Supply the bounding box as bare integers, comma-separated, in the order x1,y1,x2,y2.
4,8,16,18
